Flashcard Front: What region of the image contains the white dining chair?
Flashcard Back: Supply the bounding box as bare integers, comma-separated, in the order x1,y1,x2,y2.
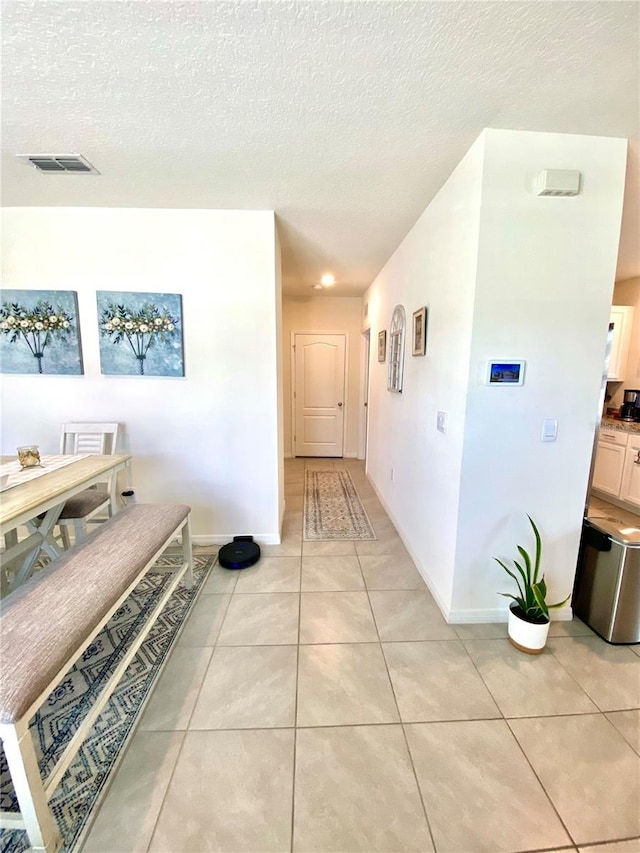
55,422,121,547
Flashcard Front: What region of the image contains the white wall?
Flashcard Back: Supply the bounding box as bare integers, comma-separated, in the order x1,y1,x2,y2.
453,129,627,620
1,207,283,544
275,227,286,525
364,129,628,622
282,296,363,457
364,139,484,611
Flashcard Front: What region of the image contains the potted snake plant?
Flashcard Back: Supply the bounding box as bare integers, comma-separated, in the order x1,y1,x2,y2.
494,515,570,654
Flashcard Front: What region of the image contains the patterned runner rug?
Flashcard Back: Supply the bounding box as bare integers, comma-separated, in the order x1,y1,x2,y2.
304,470,376,540
0,553,214,853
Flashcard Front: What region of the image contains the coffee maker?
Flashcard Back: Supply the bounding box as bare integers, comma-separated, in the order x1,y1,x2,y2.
620,389,640,421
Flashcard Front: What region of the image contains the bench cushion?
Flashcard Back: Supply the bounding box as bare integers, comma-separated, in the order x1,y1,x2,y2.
36,489,109,522
58,489,110,519
0,503,190,725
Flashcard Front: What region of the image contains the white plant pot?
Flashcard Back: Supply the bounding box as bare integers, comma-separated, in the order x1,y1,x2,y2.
508,603,550,654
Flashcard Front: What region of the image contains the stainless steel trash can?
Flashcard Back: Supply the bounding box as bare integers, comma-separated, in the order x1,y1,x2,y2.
573,518,640,644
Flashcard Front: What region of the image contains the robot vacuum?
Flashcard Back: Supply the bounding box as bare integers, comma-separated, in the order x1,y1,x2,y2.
218,536,261,570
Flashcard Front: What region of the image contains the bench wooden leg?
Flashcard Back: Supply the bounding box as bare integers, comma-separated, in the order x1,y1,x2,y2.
73,519,86,543
59,526,72,550
182,517,193,589
0,723,61,852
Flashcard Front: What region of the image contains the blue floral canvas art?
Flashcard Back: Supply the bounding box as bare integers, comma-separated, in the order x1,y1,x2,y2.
97,291,185,377
0,289,83,375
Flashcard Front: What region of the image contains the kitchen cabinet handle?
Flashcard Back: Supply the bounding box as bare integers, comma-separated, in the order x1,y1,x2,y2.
600,434,618,441
635,450,640,465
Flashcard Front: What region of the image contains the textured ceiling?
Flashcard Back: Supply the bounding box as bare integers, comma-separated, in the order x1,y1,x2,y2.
2,1,639,296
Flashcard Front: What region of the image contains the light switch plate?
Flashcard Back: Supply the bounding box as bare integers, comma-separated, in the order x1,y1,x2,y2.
541,419,558,441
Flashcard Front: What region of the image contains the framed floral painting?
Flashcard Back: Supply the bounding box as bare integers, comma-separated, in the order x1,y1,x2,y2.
97,291,184,377
0,289,83,375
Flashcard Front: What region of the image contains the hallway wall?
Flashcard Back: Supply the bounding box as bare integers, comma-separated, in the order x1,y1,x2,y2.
364,129,628,622
364,138,484,612
282,296,363,458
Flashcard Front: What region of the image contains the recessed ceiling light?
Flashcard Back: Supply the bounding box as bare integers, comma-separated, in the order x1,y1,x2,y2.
320,274,335,286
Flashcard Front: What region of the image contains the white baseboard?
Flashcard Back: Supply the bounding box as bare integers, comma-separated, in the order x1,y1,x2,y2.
446,605,574,624
192,533,282,546
192,535,220,546
445,607,508,624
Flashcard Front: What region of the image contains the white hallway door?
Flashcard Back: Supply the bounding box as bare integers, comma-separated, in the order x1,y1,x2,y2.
294,333,346,457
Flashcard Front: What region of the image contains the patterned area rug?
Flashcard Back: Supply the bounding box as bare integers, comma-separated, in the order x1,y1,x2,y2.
0,553,214,853
304,470,376,540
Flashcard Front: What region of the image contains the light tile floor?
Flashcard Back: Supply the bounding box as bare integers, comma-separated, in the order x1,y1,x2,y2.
81,460,640,853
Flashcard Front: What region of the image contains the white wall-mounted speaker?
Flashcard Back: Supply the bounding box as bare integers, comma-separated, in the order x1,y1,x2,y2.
535,169,581,197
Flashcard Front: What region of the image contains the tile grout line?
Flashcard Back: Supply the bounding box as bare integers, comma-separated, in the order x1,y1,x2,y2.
290,483,304,853
457,636,508,723
503,715,578,848
141,728,188,853
361,556,439,853
546,636,618,713
146,718,528,734
454,631,584,846
142,556,233,853
180,588,235,732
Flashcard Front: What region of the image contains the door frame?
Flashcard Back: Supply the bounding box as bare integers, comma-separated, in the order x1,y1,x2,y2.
358,329,370,461
290,330,349,458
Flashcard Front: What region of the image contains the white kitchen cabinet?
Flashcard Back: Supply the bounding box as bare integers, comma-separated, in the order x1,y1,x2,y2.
620,434,640,510
607,305,634,381
592,429,628,496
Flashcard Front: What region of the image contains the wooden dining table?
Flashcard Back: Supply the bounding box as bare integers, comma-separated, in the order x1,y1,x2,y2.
0,453,132,592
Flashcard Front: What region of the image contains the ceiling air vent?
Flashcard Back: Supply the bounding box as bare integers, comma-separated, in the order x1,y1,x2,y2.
19,155,100,175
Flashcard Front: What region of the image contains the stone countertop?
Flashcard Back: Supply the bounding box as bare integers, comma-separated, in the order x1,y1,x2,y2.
601,416,640,434
586,515,640,544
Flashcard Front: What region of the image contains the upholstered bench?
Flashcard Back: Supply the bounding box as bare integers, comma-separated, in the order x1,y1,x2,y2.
0,503,192,853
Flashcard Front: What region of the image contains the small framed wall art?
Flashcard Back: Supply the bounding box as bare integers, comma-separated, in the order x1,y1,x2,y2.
412,307,427,356
378,330,387,362
486,360,525,386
